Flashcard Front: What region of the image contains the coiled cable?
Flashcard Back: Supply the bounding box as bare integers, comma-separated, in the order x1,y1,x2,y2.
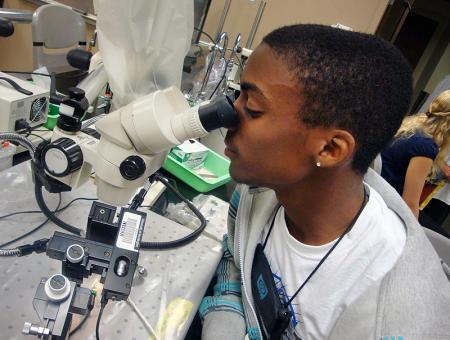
0,248,21,256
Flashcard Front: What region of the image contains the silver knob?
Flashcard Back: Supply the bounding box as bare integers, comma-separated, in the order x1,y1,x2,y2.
66,244,85,263
44,274,71,302
22,322,50,338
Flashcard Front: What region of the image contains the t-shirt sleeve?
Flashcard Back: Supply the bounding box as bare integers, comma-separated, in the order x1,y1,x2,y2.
408,136,439,160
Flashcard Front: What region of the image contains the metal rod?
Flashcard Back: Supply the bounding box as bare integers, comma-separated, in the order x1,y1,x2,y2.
228,33,242,66
245,0,266,49
0,9,33,23
198,32,229,100
214,0,232,40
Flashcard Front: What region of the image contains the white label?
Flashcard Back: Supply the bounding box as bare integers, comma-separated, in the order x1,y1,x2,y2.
116,212,142,252
59,104,75,117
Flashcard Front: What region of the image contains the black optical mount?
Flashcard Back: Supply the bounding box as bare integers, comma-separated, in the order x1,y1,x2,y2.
22,201,147,339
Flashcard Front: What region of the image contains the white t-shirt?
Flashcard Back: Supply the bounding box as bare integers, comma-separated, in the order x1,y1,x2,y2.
262,184,406,340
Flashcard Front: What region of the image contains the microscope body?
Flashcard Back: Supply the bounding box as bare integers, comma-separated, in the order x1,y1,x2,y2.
41,86,212,206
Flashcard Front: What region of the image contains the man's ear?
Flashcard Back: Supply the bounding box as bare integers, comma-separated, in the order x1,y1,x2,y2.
316,129,355,168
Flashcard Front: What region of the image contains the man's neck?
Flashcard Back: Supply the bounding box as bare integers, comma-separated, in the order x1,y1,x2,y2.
274,170,365,246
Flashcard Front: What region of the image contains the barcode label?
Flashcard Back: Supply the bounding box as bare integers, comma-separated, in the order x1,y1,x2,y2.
116,212,142,252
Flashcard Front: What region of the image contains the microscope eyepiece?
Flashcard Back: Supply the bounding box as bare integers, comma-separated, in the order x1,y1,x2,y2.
198,95,239,131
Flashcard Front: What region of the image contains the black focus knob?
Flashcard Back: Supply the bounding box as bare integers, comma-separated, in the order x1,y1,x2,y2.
57,87,88,133
120,156,146,180
69,87,86,101
42,138,83,177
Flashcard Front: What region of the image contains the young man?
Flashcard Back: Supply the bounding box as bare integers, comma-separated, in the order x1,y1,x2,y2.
200,24,450,339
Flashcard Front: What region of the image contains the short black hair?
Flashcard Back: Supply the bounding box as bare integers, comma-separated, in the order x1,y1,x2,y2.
263,24,412,174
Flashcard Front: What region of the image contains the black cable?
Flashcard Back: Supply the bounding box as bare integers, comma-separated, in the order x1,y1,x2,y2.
13,122,48,143
0,197,96,221
208,47,244,101
193,27,215,44
208,67,228,100
14,125,48,135
58,197,97,212
96,299,107,340
2,70,88,79
69,310,91,337
25,133,48,143
236,54,245,70
34,183,83,235
0,210,41,220
0,193,62,248
28,129,50,132
140,173,207,250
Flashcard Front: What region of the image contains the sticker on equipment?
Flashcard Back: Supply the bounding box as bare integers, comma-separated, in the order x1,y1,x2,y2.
116,212,141,252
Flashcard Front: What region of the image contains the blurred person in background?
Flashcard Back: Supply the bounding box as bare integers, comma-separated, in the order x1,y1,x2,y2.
381,90,450,236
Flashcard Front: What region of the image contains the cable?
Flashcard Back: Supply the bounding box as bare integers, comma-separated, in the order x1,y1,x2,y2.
193,27,215,44
236,54,245,70
96,298,107,340
58,197,97,212
13,125,49,145
28,129,50,133
0,193,61,249
2,70,88,79
0,209,41,220
34,183,83,235
0,248,21,256
0,197,96,221
25,132,48,143
69,310,91,337
140,173,207,250
208,65,228,100
0,219,49,249
208,49,243,100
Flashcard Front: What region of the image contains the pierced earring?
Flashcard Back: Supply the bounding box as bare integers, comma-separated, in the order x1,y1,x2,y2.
316,161,321,167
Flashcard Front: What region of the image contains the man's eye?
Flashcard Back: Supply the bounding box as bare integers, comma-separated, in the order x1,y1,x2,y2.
245,107,262,117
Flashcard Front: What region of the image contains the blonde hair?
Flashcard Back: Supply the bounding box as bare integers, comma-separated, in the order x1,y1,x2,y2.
395,90,450,177
395,90,450,148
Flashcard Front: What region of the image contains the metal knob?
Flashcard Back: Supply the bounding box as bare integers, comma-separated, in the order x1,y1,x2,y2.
66,244,85,263
22,322,50,338
44,274,71,302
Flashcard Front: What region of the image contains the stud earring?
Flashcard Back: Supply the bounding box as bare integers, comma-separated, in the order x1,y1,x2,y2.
316,161,321,167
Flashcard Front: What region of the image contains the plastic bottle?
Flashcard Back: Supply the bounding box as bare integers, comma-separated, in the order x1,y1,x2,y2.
0,141,16,171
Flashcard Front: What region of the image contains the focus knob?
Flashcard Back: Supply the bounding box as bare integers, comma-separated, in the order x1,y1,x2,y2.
66,244,85,263
120,155,146,180
44,274,71,302
42,138,83,177
68,87,86,101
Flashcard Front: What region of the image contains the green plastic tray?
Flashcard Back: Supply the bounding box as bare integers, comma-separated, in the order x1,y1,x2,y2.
162,149,231,192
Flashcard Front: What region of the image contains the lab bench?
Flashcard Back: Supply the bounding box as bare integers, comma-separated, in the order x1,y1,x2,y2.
0,161,229,340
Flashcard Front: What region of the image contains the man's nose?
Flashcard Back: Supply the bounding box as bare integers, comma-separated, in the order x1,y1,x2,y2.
231,96,246,126
227,103,242,132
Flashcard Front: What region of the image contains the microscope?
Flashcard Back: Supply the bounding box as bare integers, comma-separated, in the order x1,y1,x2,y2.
21,85,238,339
36,85,237,206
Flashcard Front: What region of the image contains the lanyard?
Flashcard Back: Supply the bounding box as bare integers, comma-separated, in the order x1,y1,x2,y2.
262,186,369,307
